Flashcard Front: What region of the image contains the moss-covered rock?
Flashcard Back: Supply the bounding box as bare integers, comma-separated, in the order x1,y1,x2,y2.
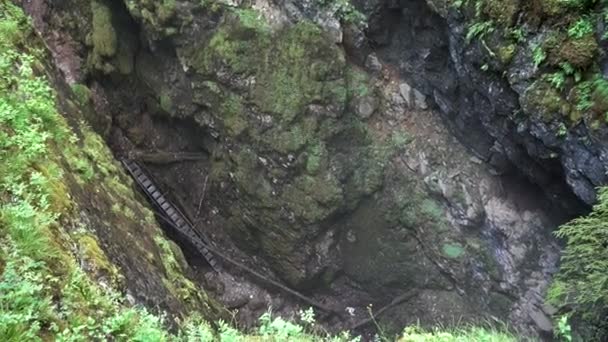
88,0,117,73
556,34,598,69
483,0,520,26
124,0,179,37
521,80,571,121
91,0,117,58
86,0,136,75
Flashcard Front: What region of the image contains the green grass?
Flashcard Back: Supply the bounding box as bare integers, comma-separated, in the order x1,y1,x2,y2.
398,326,517,341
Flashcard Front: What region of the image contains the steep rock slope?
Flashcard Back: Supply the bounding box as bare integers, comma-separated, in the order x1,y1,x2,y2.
0,2,223,338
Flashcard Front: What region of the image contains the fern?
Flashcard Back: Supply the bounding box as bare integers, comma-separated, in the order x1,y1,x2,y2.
568,17,594,38
548,72,566,90
532,45,546,67
466,20,495,43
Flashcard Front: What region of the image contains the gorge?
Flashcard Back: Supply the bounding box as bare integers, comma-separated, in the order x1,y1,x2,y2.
3,0,608,340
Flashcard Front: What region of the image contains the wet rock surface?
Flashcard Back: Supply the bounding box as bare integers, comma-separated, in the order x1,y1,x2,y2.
27,0,593,338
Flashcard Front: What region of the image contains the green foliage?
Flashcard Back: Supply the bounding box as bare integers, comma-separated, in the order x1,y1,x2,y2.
258,312,304,339
557,122,568,137
442,243,465,259
559,0,598,11
315,0,367,26
549,187,608,339
0,4,181,341
568,17,594,38
0,255,52,341
399,325,516,341
548,42,584,86
180,315,215,341
532,45,547,67
466,20,495,43
574,79,594,111
509,28,526,43
548,72,566,90
556,316,573,342
572,76,608,117
70,84,92,106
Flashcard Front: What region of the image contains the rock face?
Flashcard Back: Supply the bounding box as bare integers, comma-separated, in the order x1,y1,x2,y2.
357,0,607,210
31,0,588,337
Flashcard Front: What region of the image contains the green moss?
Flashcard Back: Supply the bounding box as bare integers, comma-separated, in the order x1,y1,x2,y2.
154,235,203,305
262,116,319,154
232,148,275,202
70,84,92,106
346,66,371,98
89,0,117,73
483,0,519,26
305,142,328,175
159,91,173,113
282,174,343,223
521,80,571,121
204,29,258,74
233,8,270,31
254,22,344,122
349,153,386,196
76,234,122,285
219,94,247,137
592,78,608,119
497,44,516,64
556,34,598,68
106,175,134,201
442,243,465,259
71,156,96,182
91,1,117,57
156,0,176,23
420,199,445,223
127,0,179,33
111,202,136,220
82,129,118,176
189,10,270,75
189,15,345,123
538,0,570,17
115,43,135,75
